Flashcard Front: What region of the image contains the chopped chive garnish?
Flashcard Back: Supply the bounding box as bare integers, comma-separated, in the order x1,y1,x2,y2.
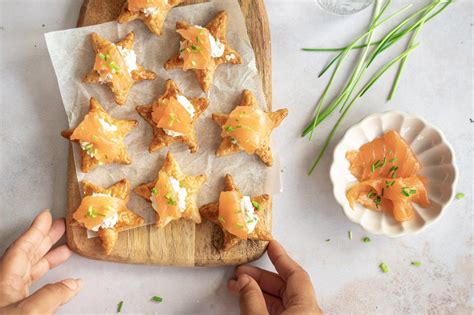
381,188,385,197
367,191,376,199
385,180,395,188
92,135,98,141
218,216,225,223
117,301,123,313
151,187,158,195
379,263,389,273
388,150,393,155
195,36,200,43
371,164,375,173
98,53,106,60
246,219,254,224
151,296,163,303
455,192,465,200
325,239,330,242
401,187,416,197
190,45,201,53
411,261,421,267
224,126,235,132
251,200,261,211
234,209,242,214
362,237,371,243
236,223,244,229
390,158,398,163
374,196,381,208
169,113,176,127
391,172,396,178
348,231,353,240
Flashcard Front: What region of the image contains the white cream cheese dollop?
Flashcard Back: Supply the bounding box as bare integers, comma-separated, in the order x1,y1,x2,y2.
142,7,159,17
150,177,187,213
241,196,258,233
117,45,138,75
209,34,225,58
163,95,195,137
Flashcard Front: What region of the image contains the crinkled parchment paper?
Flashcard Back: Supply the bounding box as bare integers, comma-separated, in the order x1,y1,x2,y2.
45,0,281,236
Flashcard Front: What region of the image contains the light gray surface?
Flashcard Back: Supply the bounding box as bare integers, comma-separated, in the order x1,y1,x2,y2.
0,0,472,314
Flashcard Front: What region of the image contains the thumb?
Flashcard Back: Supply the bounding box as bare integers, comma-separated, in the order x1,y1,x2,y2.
236,274,268,315
17,279,82,314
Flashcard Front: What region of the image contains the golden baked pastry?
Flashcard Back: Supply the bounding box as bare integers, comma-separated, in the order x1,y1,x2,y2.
199,174,272,251
83,32,156,105
73,179,144,255
134,151,207,228
164,11,242,92
61,97,137,173
117,0,183,36
136,79,209,153
212,90,288,166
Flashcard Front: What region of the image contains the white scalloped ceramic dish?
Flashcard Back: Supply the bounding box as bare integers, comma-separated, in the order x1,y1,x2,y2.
330,111,457,237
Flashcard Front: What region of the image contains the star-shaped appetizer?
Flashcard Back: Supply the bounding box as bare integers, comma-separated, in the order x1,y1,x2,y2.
72,179,144,255
117,0,183,36
136,79,209,153
212,90,288,166
164,11,242,92
83,32,156,105
61,97,137,173
199,174,272,251
134,151,207,228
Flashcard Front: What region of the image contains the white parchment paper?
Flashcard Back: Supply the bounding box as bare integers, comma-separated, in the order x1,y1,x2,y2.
45,0,281,234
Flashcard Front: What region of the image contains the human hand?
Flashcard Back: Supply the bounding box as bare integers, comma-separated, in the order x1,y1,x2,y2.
0,209,82,314
228,240,322,315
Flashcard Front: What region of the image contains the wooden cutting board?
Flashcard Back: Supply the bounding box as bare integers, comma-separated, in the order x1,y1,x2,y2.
66,0,272,266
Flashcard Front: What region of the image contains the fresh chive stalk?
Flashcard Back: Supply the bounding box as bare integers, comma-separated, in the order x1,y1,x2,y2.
307,45,419,174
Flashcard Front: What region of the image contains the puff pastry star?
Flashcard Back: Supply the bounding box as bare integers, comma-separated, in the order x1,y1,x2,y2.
136,79,209,153
83,32,156,105
117,0,183,36
73,179,144,255
61,97,137,173
212,90,288,166
164,10,242,92
134,151,207,228
199,174,272,251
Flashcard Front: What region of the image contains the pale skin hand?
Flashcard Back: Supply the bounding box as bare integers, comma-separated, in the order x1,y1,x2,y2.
228,240,323,315
0,209,82,315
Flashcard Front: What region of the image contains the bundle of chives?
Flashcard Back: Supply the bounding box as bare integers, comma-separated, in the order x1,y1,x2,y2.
301,0,452,174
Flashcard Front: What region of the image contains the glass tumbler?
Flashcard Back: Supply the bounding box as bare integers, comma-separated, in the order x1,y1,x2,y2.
317,0,374,15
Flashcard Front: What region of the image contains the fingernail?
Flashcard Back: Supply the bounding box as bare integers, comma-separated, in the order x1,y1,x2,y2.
237,274,250,290
62,279,80,290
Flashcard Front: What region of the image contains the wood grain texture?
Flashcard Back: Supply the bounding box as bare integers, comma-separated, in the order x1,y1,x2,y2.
67,0,272,266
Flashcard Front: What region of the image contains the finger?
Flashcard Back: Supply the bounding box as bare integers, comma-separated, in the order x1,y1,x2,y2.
34,219,66,263
267,240,305,281
235,274,268,315
8,210,52,259
268,241,317,309
235,265,285,298
30,245,72,282
263,292,284,315
16,279,83,314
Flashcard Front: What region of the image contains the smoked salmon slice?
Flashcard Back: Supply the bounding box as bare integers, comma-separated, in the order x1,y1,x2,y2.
218,191,249,239
177,26,212,70
347,176,430,222
73,195,124,230
70,112,123,161
151,97,193,135
221,107,273,154
93,43,133,92
150,171,182,220
346,130,421,181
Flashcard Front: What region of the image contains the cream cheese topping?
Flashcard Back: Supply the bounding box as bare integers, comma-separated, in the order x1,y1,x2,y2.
142,7,159,16
90,193,119,232
241,196,258,233
117,45,138,75
209,34,225,58
98,118,118,132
